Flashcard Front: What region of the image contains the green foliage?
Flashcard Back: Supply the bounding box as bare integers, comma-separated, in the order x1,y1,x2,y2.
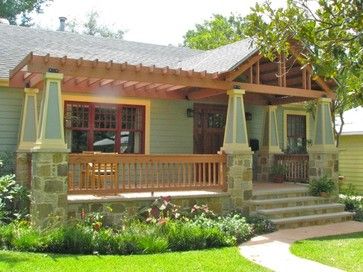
191,213,252,244
0,151,16,176
0,0,52,26
309,176,336,196
183,14,246,50
0,175,29,224
244,213,277,235
270,164,287,176
243,0,363,132
339,194,363,222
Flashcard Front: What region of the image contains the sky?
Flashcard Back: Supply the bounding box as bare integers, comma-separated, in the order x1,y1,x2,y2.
32,0,286,46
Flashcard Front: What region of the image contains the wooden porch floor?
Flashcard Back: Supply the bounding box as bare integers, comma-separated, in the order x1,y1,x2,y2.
68,190,229,203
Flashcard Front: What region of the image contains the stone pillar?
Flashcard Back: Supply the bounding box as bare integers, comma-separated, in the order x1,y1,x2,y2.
221,89,253,211
31,152,68,227
16,88,39,188
308,98,338,181
256,106,282,181
30,73,69,227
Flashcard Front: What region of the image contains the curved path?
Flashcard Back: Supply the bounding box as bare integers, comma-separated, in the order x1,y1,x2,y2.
240,221,363,272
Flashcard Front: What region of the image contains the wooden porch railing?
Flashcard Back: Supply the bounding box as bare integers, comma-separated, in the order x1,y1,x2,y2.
275,154,309,182
68,154,227,194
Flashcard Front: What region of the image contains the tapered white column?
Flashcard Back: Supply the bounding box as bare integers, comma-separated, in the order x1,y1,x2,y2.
260,105,282,153
17,88,39,151
32,72,68,152
221,89,251,154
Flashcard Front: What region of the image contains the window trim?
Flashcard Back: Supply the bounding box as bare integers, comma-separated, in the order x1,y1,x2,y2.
283,109,310,150
64,101,145,154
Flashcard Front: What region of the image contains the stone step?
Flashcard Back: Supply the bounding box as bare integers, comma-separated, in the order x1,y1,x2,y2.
249,196,334,211
252,187,309,200
257,203,345,219
271,211,353,229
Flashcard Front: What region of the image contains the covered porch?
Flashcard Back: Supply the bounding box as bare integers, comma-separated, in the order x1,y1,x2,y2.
9,51,338,225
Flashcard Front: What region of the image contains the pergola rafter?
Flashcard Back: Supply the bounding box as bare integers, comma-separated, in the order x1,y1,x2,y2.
8,52,333,103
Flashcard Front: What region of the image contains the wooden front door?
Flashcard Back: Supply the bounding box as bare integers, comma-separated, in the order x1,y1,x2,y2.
193,104,227,154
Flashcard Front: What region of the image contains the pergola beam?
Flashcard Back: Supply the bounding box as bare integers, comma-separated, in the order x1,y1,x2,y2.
9,53,331,99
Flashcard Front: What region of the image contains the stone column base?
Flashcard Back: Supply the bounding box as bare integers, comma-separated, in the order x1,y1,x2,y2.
255,151,279,182
15,152,32,189
226,151,253,213
308,150,339,181
31,152,69,227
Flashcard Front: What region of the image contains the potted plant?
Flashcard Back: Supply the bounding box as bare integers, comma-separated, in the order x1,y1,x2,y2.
270,164,287,183
308,176,336,197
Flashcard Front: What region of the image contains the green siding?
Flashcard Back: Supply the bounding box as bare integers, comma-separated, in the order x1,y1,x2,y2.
245,104,265,144
339,135,363,194
0,87,23,152
150,99,193,154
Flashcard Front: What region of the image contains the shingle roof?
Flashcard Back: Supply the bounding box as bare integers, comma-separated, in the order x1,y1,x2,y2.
0,23,257,78
335,107,363,136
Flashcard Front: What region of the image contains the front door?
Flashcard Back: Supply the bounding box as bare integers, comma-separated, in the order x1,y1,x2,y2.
193,104,227,154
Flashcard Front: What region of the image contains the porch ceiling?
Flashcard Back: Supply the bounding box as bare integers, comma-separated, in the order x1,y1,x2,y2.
8,52,333,103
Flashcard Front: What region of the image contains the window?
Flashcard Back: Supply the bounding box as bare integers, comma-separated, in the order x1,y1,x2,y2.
286,114,306,153
65,102,145,153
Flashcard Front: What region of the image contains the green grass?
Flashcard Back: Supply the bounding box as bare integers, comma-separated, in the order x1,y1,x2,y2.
0,247,270,272
291,232,363,272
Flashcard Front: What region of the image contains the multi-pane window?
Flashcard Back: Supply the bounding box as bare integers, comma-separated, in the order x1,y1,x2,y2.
65,102,145,153
287,114,306,153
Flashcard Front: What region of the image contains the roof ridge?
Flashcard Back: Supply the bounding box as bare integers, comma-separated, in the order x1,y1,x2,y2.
0,23,201,53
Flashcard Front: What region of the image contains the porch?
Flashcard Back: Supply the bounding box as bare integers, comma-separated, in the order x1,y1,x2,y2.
9,51,338,226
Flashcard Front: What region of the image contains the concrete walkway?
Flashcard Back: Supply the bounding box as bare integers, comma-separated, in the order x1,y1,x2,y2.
240,221,363,272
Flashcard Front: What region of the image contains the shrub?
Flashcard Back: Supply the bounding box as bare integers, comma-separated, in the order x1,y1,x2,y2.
339,194,363,222
0,175,29,224
244,213,277,235
192,213,252,243
0,152,15,176
309,176,336,196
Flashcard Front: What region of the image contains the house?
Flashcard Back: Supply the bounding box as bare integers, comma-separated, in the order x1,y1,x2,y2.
0,21,352,228
336,107,363,194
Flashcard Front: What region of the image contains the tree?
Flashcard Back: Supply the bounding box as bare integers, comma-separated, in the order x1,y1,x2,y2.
0,0,51,26
183,14,246,50
243,0,363,146
67,10,124,39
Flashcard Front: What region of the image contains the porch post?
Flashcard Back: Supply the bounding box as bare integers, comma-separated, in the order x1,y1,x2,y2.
16,88,38,188
221,89,253,211
257,106,282,181
30,72,69,227
308,98,338,182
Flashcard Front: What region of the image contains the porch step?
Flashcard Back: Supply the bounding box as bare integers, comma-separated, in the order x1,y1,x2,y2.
249,196,334,211
271,211,354,229
257,203,345,219
252,187,309,200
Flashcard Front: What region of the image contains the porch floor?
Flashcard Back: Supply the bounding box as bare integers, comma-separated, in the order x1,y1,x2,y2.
253,182,308,194
68,190,230,203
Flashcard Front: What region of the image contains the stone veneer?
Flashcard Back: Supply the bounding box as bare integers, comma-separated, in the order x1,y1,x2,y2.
68,193,231,226
308,150,339,181
226,152,253,212
15,152,32,188
255,152,276,182
31,152,68,226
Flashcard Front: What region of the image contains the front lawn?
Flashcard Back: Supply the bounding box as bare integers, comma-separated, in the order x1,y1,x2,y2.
0,247,270,272
290,232,363,272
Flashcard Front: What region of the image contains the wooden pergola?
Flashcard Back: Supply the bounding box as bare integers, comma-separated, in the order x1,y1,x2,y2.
9,51,335,104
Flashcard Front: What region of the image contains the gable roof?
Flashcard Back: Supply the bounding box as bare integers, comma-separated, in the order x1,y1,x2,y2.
335,107,363,136
0,23,257,78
